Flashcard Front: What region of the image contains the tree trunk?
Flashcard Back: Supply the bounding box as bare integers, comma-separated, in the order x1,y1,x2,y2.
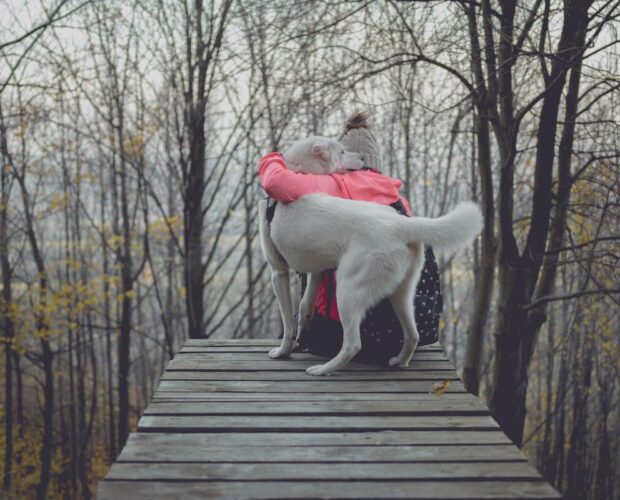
28,220,54,500
2,305,12,492
539,315,555,470
27,222,54,500
117,164,134,450
462,0,496,395
0,105,14,492
463,106,495,395
551,304,573,488
99,156,116,460
113,82,135,451
185,114,206,338
488,0,591,446
489,268,530,444
184,0,207,339
566,328,593,498
12,350,23,430
36,339,54,500
183,0,233,338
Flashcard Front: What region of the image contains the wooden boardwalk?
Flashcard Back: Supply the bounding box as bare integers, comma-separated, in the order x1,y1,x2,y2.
98,339,560,499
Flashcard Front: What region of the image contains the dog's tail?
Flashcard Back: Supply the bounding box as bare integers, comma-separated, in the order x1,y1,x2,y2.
401,202,483,254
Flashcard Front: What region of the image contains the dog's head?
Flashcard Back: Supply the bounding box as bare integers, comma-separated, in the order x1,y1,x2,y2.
282,136,364,175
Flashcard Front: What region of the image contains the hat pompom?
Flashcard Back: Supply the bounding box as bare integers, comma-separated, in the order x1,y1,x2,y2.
345,111,371,130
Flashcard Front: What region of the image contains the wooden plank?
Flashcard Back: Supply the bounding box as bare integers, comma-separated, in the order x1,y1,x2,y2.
184,339,442,349
98,480,560,499
106,461,542,481
174,351,447,361
184,339,280,346
151,392,472,402
155,380,466,393
117,443,526,462
176,351,448,361
160,370,461,381
181,345,445,353
143,400,490,416
118,431,513,454
181,346,291,353
137,415,499,432
151,393,476,402
167,359,455,371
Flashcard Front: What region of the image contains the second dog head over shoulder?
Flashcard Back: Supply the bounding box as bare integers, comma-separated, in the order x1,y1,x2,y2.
283,136,364,175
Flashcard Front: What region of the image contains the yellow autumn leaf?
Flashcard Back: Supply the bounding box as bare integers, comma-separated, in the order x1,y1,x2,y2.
431,380,451,394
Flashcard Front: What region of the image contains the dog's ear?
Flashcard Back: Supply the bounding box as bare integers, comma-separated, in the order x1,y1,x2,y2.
311,140,330,162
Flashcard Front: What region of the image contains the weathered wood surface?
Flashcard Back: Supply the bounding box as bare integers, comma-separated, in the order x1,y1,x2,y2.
98,339,560,499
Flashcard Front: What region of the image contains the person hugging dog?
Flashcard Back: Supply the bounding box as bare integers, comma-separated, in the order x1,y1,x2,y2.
258,111,443,363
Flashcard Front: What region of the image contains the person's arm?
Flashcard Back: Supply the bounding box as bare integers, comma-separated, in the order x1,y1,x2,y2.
258,152,344,202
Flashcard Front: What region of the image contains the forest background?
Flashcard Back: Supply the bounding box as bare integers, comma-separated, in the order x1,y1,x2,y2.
0,1,618,499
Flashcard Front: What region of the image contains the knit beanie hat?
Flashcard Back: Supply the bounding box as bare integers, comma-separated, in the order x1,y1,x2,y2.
338,111,382,171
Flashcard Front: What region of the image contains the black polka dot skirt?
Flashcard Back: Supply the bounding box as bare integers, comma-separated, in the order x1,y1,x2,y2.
299,245,442,364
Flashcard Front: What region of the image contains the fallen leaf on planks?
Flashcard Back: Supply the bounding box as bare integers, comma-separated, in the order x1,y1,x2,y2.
431,380,452,394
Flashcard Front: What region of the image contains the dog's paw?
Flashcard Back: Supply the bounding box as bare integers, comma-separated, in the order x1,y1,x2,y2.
306,364,330,376
389,356,410,368
269,346,292,359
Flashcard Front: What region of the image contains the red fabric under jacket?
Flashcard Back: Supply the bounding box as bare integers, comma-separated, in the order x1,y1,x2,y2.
258,152,412,321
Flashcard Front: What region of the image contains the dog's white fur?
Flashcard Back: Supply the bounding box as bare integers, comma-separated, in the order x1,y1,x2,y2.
283,135,363,174
259,136,483,376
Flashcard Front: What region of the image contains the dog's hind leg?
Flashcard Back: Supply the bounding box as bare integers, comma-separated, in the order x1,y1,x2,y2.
388,246,424,367
297,272,322,343
306,252,408,376
269,269,296,359
305,289,364,376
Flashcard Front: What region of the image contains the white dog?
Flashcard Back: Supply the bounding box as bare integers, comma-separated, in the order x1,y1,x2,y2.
259,136,482,376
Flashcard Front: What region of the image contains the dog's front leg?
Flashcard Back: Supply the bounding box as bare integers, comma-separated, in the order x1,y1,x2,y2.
296,272,322,343
269,269,295,359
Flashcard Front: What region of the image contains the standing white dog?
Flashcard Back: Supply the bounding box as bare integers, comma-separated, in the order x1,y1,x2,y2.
259,136,482,376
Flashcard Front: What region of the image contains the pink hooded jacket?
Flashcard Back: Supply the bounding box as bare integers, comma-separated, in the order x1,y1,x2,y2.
258,152,412,321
